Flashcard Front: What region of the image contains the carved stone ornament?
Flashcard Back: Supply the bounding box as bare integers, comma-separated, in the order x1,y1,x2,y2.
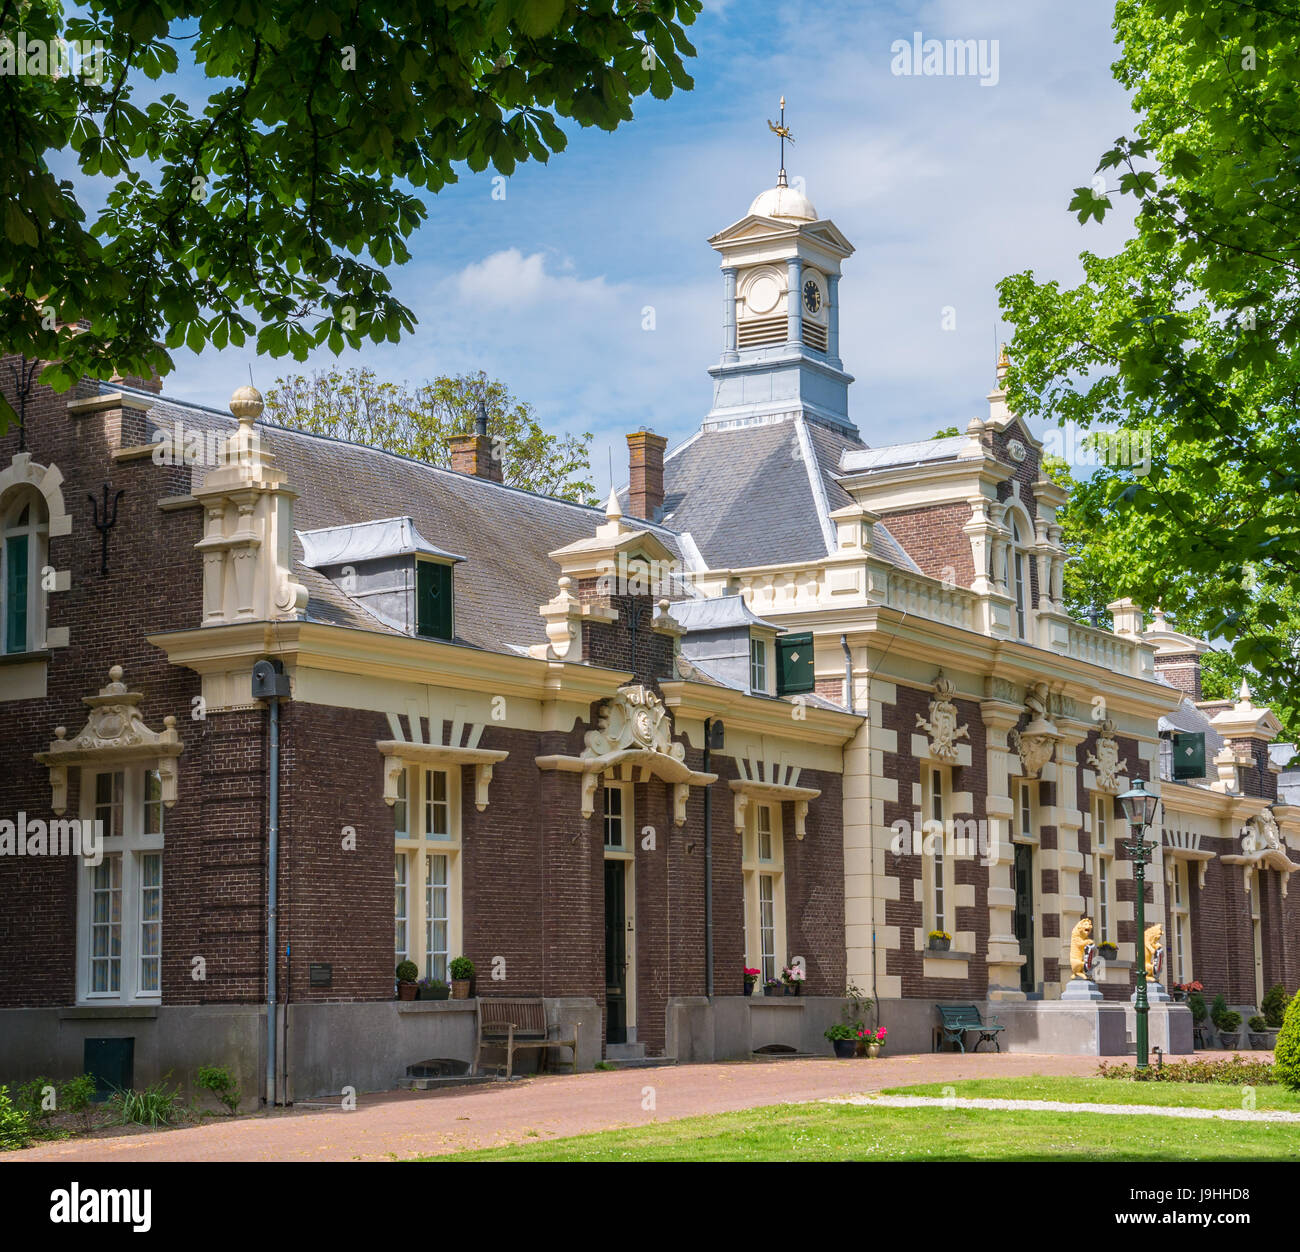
1086,718,1128,793
584,684,683,762
36,666,184,815
536,684,716,827
1243,808,1282,855
916,671,969,761
1007,439,1027,463
1009,681,1059,778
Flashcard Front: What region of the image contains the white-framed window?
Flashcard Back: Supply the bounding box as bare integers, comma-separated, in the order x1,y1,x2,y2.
1018,779,1036,842
78,768,164,1003
742,802,785,986
1009,514,1028,639
750,636,768,694
922,765,950,934
604,782,629,851
393,765,461,981
1092,794,1114,943
1,488,48,655
1170,858,1191,984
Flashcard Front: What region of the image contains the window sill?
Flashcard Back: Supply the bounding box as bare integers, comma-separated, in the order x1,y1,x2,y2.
396,1000,478,1014
923,948,973,961
0,649,50,666
61,1005,159,1020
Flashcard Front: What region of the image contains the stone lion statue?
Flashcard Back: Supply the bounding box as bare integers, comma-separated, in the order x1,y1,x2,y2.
1069,916,1096,980
1144,923,1164,980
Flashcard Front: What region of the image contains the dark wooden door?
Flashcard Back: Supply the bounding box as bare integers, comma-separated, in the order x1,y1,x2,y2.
1014,842,1036,994
604,861,627,1044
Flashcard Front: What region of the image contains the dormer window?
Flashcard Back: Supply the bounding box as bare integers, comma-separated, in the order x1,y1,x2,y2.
298,517,464,642
750,635,768,694
416,558,453,641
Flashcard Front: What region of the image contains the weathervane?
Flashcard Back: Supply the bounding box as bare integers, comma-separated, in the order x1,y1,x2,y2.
767,96,794,185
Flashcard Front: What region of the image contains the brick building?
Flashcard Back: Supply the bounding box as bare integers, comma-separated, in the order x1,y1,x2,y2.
2,164,1297,1101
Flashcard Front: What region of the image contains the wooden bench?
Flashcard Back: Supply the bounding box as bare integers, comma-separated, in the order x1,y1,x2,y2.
472,997,579,1079
936,1004,1005,1053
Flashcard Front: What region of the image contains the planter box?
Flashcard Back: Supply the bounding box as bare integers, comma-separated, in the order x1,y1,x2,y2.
928,938,951,952
418,986,450,1001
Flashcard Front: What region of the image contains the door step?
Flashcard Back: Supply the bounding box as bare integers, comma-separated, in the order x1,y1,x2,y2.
601,1055,676,1070
604,1042,646,1061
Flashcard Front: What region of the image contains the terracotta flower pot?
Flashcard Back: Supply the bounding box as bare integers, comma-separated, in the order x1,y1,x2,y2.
398,982,418,1001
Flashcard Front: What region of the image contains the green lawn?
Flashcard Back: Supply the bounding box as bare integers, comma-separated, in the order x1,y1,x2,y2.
883,1076,1300,1111
435,1099,1300,1162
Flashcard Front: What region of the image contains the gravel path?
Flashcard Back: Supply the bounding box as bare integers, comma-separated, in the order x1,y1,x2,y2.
831,1093,1300,1123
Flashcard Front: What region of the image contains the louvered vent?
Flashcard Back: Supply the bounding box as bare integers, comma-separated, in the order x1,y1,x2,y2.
737,315,787,348
804,321,828,351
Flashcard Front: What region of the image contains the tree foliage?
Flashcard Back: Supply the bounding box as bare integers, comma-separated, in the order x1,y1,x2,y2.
264,366,594,502
998,0,1300,726
0,0,701,416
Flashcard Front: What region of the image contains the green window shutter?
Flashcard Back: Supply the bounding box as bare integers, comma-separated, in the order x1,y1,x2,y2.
776,632,814,696
5,534,28,653
1172,732,1206,780
416,561,453,641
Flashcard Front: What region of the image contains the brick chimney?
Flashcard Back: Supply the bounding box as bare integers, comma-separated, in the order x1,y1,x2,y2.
626,428,667,522
448,401,502,482
1142,607,1209,700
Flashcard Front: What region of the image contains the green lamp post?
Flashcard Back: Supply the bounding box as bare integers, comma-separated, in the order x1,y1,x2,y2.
1117,777,1160,1071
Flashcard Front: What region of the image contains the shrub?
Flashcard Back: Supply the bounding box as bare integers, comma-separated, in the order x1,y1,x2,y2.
1210,993,1229,1027
195,1065,241,1116
109,1081,183,1129
0,1086,32,1151
1187,991,1207,1022
60,1075,98,1132
14,1077,56,1121
824,1023,855,1041
448,956,475,980
1098,1056,1277,1085
1275,986,1300,1091
1249,1015,1268,1032
395,959,419,984
1263,983,1291,1029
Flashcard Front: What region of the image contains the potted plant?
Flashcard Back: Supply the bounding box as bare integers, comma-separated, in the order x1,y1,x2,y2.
928,930,951,953
1248,1015,1271,1049
824,1023,856,1059
1263,983,1291,1029
448,956,475,1000
1172,979,1203,1003
859,1025,887,1058
744,967,760,996
1187,990,1209,1048
1096,939,1118,962
1211,994,1241,1049
764,978,783,997
417,977,450,1001
395,959,419,1001
782,964,805,996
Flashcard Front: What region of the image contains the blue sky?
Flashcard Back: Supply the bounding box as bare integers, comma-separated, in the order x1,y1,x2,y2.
165,0,1139,494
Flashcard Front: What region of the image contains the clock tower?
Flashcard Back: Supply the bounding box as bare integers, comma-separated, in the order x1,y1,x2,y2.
704,108,856,436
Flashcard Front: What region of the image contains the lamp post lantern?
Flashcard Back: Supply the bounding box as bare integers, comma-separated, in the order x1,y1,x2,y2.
1118,777,1160,1071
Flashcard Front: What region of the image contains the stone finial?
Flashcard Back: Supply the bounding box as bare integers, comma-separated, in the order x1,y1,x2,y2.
230,385,264,425
605,487,623,522
1236,678,1254,709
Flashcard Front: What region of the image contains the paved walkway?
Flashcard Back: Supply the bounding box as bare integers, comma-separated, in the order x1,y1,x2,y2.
832,1094,1300,1123
7,1052,1128,1163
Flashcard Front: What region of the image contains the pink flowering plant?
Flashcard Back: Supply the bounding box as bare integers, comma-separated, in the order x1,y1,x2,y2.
744,967,760,985
856,1026,887,1047
782,964,805,984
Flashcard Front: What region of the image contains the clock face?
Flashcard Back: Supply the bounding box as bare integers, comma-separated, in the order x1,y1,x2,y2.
802,279,822,314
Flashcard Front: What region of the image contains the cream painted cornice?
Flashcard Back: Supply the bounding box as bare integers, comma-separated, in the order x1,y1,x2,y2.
658,679,862,749
148,620,633,707
836,455,1010,511
66,391,155,417
1159,781,1236,820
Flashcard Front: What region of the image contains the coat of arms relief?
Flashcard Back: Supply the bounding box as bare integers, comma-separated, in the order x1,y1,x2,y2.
1086,718,1128,793
916,671,969,761
1009,680,1059,778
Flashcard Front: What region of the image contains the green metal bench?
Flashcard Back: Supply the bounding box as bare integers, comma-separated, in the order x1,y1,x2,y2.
937,1003,1005,1053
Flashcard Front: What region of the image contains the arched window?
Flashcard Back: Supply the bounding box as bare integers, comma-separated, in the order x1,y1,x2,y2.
1,489,47,654
1009,515,1028,639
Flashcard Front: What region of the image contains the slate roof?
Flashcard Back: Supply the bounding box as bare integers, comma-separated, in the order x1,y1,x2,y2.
625,415,920,572
118,386,690,654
